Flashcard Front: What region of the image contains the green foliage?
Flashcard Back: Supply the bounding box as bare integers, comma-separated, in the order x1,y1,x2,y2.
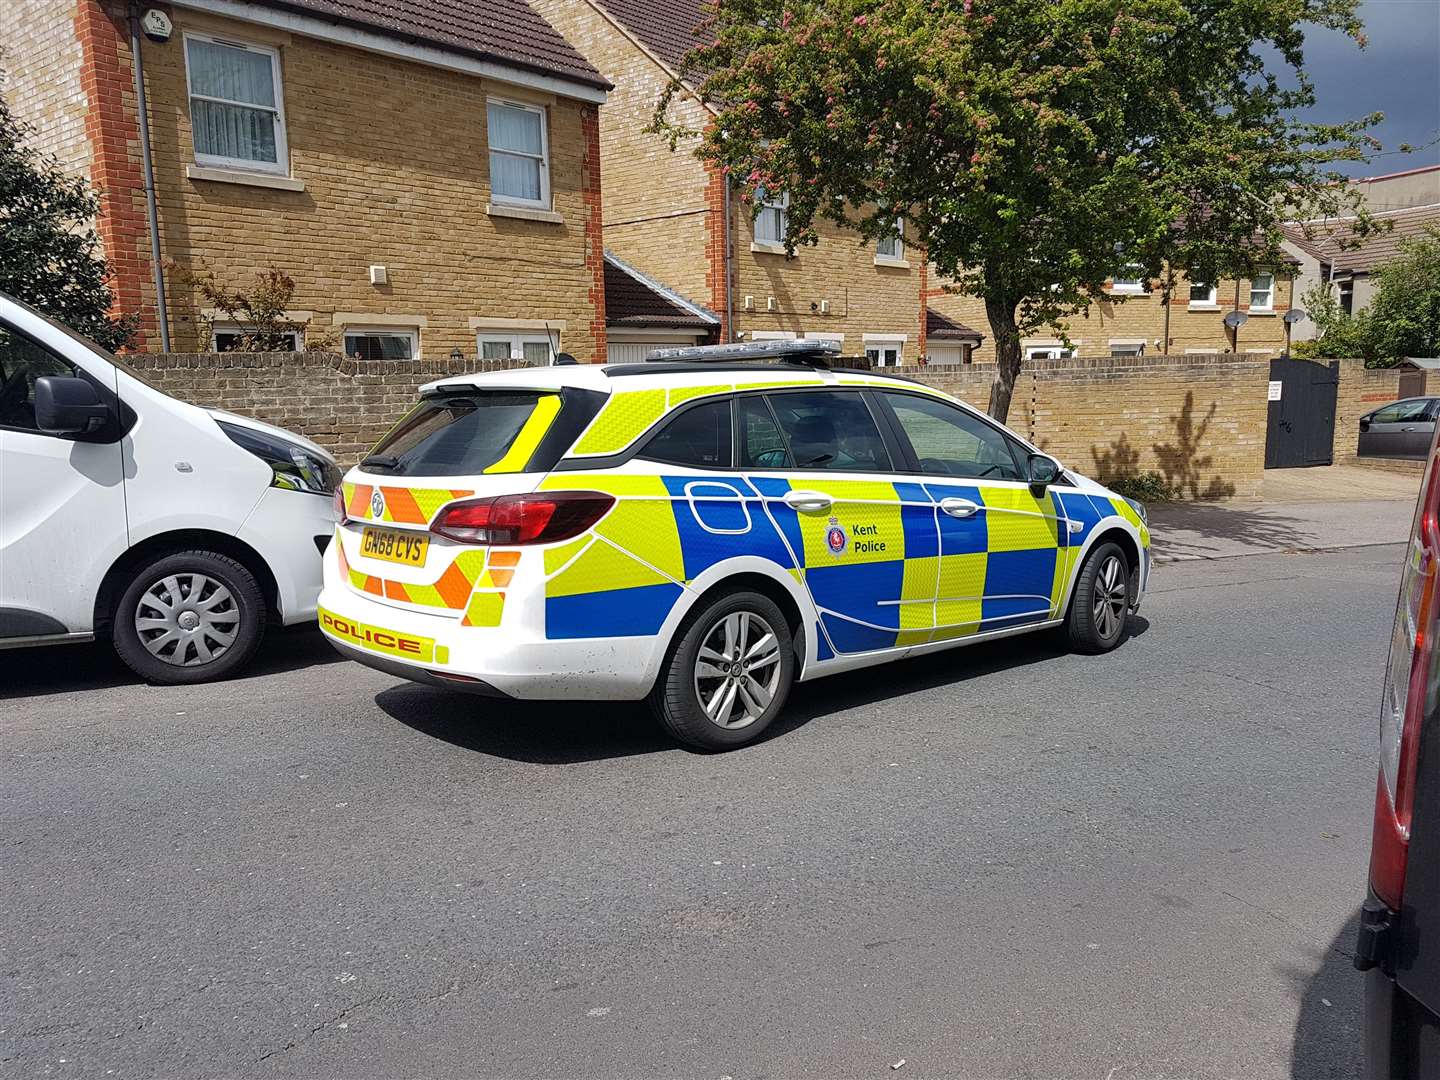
1107,472,1176,503
0,72,135,351
1293,227,1440,365
655,0,1379,420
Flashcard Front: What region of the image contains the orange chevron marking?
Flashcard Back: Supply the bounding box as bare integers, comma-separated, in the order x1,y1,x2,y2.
434,561,477,609
489,550,521,568
348,484,373,517
381,486,424,524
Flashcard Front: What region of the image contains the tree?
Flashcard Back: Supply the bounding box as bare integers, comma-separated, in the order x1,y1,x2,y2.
655,0,1378,421
0,71,134,351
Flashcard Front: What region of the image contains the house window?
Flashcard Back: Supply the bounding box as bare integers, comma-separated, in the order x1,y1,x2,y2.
344,328,417,360
1340,279,1354,315
1110,265,1145,294
478,334,552,364
865,339,904,367
214,325,301,351
488,100,550,208
876,219,904,262
1109,341,1145,358
1250,271,1275,312
755,188,789,245
1026,346,1076,360
184,34,287,173
1189,282,1217,307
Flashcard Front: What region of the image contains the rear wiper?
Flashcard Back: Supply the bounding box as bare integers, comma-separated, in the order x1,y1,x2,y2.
360,454,401,471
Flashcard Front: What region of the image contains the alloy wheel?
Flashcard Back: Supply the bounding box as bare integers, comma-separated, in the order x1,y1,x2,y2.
692,610,784,730
1092,555,1128,640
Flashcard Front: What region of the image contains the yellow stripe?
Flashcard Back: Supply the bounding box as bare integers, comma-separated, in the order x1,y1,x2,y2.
486,394,561,474
572,389,668,455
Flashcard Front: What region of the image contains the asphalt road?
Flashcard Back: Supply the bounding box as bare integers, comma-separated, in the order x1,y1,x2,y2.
0,544,1403,1079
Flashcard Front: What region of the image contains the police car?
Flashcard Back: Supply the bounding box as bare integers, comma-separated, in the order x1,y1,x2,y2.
319,341,1150,749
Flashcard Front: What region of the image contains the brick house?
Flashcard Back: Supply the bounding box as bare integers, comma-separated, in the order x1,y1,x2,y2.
530,0,929,365
1,0,612,361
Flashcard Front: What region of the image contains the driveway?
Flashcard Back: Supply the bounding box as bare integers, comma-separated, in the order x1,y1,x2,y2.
0,545,1397,1078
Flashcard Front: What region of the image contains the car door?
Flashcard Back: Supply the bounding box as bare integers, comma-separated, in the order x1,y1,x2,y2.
873,390,1066,639
0,321,126,639
1408,400,1440,458
1361,399,1432,459
738,388,927,655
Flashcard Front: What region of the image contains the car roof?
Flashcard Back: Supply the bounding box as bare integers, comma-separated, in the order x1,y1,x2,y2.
421,362,945,398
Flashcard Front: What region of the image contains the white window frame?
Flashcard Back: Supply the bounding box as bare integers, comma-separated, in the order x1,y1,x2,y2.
1188,282,1218,309
487,98,551,210
1249,270,1275,313
1110,265,1145,294
212,323,302,351
754,189,789,248
1109,340,1146,357
864,337,905,368
876,219,905,264
477,333,554,363
343,327,418,361
1026,346,1077,360
183,32,289,176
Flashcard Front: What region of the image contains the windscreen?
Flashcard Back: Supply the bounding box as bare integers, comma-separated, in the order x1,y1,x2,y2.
364,391,555,476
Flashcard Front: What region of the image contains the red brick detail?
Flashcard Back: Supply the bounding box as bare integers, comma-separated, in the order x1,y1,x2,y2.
75,1,153,348
703,161,729,342
580,104,607,363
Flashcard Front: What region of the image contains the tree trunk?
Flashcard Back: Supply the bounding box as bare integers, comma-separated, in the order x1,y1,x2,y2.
985,296,1023,423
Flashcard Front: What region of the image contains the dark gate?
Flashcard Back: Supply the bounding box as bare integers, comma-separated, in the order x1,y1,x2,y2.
1265,357,1339,469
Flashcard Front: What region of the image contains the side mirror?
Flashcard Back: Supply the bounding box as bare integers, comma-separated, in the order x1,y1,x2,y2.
1359,416,1371,432
34,376,109,436
1027,452,1061,489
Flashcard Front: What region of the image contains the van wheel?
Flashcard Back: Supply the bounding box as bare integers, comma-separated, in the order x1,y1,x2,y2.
1066,541,1131,654
111,550,266,685
649,590,796,751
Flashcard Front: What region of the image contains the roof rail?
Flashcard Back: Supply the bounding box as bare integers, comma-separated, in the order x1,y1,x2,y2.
644,339,842,364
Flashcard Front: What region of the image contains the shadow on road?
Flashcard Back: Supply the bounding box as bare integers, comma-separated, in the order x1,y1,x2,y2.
0,626,342,701
1288,909,1364,1079
1149,502,1314,560
376,616,1149,763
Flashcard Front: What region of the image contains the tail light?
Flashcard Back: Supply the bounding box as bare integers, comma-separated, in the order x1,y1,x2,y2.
429,491,614,546
333,486,347,524
1370,445,1440,910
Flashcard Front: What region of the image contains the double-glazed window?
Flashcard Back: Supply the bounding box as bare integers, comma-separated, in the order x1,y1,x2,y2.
488,100,550,208
1250,271,1275,312
1189,281,1218,307
479,334,552,364
184,34,287,173
214,326,301,351
876,219,904,262
343,329,416,361
880,392,1025,481
1110,265,1145,293
754,189,789,245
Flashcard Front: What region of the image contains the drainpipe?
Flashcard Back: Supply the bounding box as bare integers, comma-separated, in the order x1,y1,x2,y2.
722,173,734,343
128,4,170,352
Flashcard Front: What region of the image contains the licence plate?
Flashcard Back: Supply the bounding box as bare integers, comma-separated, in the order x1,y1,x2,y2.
360,526,428,566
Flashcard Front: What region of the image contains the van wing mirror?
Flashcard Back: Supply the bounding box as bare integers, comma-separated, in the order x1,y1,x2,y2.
1027,452,1061,489
34,376,109,436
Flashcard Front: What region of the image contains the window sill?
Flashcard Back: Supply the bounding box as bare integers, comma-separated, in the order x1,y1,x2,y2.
750,241,788,255
186,165,305,191
1108,288,1145,296
1248,309,1276,316
873,255,910,269
487,202,563,224
1188,304,1221,312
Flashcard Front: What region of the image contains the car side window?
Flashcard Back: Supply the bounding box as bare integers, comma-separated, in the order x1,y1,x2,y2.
736,395,792,469
761,390,892,472
638,398,733,468
1373,400,1431,424
0,325,81,432
881,391,1025,481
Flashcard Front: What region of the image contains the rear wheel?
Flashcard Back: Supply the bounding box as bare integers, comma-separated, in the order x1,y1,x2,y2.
1066,541,1131,654
111,550,267,684
649,590,796,751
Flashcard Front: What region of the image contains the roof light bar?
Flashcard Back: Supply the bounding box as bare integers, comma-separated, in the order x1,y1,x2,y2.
644,340,843,364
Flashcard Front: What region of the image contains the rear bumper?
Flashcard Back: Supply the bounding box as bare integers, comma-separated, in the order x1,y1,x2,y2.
322,637,512,697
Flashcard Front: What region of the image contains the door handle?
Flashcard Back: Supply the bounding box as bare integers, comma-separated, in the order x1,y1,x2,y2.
939,497,982,519
783,490,833,513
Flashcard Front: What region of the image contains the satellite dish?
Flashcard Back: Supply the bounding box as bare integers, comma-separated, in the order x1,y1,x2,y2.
1283,308,1307,325
1223,311,1249,329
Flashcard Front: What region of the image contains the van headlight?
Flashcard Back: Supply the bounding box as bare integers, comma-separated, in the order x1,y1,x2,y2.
1122,496,1148,524
218,420,340,496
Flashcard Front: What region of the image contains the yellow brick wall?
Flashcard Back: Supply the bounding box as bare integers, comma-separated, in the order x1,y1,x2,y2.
130,7,603,359
929,272,1296,362
0,0,92,178
1336,358,1406,462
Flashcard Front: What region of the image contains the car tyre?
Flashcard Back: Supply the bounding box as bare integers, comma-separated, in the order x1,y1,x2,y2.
649,589,796,751
112,550,267,685
1066,541,1131,654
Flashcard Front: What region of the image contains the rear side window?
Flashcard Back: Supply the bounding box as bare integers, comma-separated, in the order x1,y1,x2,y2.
639,398,732,468
366,391,556,476
1372,400,1433,424
765,390,891,472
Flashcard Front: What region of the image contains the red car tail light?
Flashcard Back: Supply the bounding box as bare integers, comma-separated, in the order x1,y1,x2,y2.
1371,441,1440,910
429,491,614,546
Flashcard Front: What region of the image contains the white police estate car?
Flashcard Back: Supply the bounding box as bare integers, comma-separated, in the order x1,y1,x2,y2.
319,341,1150,749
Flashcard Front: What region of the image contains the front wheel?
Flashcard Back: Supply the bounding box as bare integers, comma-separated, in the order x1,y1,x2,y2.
1066,542,1131,654
111,550,267,684
649,590,796,751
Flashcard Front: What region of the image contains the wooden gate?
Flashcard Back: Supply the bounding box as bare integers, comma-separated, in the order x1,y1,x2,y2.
1265,358,1339,469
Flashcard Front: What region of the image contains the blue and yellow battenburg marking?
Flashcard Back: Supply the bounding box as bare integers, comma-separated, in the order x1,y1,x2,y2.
534,472,1147,658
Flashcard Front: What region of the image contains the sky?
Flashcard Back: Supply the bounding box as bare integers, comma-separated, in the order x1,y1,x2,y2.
1297,0,1440,177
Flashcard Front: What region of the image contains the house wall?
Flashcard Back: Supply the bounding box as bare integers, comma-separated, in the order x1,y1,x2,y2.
1352,167,1440,213
928,273,1295,362
0,0,92,177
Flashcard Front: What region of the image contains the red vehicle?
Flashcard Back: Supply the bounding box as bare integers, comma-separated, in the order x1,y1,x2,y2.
1358,423,1440,1076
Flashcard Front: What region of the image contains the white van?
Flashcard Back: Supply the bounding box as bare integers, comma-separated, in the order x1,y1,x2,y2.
0,292,338,683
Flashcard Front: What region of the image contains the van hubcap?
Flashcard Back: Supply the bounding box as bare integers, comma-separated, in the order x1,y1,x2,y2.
693,611,783,730
1092,555,1128,640
135,573,240,667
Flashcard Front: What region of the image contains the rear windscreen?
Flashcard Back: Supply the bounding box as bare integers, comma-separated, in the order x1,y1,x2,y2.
364,391,556,476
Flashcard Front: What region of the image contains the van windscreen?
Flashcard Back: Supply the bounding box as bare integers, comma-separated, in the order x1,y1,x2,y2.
364,391,557,476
